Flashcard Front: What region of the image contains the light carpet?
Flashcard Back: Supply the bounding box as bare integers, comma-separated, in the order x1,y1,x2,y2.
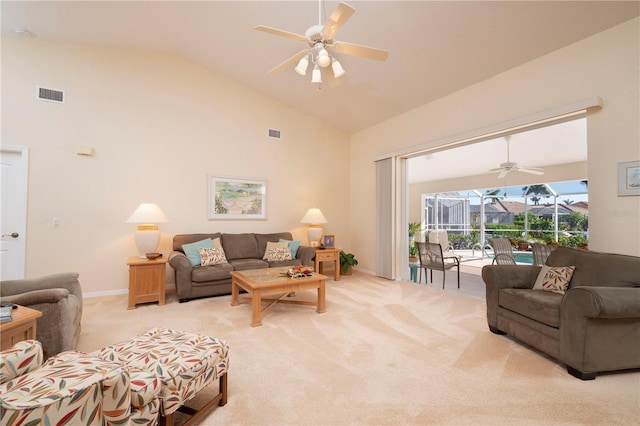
78,272,639,425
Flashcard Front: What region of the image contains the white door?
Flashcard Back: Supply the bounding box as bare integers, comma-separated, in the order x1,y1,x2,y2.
1,146,29,280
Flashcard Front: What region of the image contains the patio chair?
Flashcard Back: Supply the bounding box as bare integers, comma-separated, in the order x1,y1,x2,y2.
428,230,455,254
531,243,557,266
488,238,516,265
416,242,460,289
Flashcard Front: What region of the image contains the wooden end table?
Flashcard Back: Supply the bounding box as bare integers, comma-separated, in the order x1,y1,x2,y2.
314,247,341,281
230,268,327,327
127,256,167,309
0,305,43,351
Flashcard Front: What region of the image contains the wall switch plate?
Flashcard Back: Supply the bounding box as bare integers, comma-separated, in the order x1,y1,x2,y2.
52,218,61,228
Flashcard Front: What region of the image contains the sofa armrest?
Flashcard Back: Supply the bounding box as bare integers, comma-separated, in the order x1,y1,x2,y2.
2,288,70,307
481,265,540,330
297,246,315,267
0,272,81,300
0,340,43,384
560,286,640,376
168,251,193,300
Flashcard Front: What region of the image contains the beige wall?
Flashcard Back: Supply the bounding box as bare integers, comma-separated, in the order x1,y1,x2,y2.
1,39,350,294
351,18,640,277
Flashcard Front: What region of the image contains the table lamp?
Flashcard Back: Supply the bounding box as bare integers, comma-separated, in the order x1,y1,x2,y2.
126,203,169,258
300,208,327,247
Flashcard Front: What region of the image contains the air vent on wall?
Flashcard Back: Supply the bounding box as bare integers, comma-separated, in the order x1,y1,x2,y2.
268,128,281,139
36,86,65,104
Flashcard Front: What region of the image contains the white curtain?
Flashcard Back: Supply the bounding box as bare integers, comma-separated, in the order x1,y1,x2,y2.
376,158,393,279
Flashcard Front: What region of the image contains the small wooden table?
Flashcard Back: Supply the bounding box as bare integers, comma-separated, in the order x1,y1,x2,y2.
230,268,327,327
0,305,43,351
127,256,167,309
314,248,341,281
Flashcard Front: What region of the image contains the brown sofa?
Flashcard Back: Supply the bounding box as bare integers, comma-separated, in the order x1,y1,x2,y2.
168,232,315,302
482,246,640,380
0,273,83,359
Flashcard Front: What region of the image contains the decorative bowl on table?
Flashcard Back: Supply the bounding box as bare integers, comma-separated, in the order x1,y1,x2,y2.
145,252,162,260
284,266,314,278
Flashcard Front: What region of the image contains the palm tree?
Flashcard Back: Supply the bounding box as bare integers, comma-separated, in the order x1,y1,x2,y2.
484,188,501,204
523,185,551,206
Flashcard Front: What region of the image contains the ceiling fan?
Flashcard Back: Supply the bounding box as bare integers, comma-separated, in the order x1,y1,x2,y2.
490,136,544,179
254,1,389,83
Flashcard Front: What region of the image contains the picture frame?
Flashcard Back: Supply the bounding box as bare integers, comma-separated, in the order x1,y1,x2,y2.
617,161,640,196
208,175,266,220
322,234,335,248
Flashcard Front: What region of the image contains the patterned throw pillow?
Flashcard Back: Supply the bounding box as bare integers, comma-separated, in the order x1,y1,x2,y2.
262,241,290,259
533,265,575,295
265,247,292,262
198,247,228,266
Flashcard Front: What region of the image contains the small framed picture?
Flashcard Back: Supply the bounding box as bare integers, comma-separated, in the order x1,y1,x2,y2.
322,234,335,248
618,161,640,196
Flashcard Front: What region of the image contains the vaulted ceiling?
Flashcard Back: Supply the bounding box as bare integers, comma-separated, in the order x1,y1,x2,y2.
2,1,638,134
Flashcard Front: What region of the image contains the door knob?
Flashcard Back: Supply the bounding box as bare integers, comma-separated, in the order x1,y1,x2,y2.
2,232,19,238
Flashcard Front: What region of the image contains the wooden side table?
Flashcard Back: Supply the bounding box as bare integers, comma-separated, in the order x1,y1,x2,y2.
0,305,43,351
314,248,340,281
127,256,168,309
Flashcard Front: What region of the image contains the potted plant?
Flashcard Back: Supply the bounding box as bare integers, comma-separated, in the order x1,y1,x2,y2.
408,222,422,238
408,243,418,263
339,251,358,276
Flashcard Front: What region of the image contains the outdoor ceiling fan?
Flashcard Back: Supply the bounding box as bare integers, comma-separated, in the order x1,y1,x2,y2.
490,136,544,179
254,1,389,83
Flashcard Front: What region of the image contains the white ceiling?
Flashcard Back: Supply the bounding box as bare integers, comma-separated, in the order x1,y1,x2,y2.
407,117,587,183
2,1,638,134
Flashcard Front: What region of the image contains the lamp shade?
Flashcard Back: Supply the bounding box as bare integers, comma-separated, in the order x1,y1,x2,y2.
126,203,169,224
301,208,327,224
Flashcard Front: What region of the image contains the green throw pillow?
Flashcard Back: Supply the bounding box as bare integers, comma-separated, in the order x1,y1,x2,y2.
280,239,301,258
182,238,214,267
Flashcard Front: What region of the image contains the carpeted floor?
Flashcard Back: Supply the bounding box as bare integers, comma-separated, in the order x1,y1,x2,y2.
78,272,639,425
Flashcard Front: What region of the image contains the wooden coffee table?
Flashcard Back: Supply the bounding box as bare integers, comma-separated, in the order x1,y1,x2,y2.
230,267,327,327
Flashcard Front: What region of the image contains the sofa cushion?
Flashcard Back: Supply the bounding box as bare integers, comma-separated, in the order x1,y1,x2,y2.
229,258,269,271
262,241,289,259
546,246,640,288
280,239,301,258
500,288,562,328
222,233,259,260
173,233,221,252
533,265,575,295
265,247,292,261
269,259,303,268
182,238,214,267
199,247,228,266
191,263,234,283
256,232,294,255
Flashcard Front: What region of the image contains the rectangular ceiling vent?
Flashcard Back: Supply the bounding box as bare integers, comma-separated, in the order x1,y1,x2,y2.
268,128,281,139
36,86,65,104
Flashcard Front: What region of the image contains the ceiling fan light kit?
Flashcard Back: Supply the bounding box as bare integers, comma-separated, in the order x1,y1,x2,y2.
255,1,388,85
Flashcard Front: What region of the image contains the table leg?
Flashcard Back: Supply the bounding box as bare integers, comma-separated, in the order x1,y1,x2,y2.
316,280,326,313
251,289,262,327
231,279,239,306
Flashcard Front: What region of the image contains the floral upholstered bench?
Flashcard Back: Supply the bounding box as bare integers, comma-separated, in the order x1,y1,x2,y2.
93,327,229,426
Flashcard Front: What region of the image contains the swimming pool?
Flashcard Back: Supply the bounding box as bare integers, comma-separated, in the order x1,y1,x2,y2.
487,252,534,264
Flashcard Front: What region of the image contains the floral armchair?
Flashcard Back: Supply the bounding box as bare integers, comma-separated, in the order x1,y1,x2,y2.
0,340,161,426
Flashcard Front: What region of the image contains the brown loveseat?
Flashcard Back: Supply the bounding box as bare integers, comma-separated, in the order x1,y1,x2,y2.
482,246,640,380
0,273,83,359
168,232,315,302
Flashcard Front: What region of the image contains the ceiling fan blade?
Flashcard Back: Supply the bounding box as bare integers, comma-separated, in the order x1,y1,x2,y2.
519,167,545,175
497,170,510,179
255,25,308,43
267,49,310,75
321,2,356,40
333,41,389,61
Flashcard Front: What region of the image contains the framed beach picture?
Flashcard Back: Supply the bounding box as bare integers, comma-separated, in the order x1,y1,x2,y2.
618,161,640,196
208,176,267,219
